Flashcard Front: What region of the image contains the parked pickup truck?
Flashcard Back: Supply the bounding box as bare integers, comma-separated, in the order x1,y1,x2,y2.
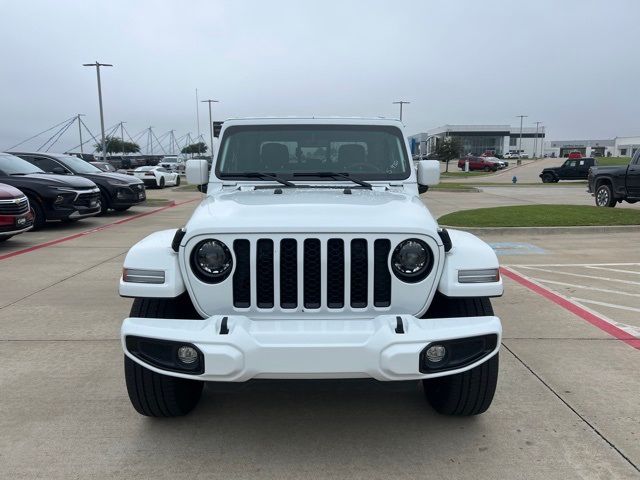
119,117,504,418
539,157,596,183
588,150,640,207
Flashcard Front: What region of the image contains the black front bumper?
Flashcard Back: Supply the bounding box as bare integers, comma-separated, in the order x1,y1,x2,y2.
45,190,102,221
110,184,147,208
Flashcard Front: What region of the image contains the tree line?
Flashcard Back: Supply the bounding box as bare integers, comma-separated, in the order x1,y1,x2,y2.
94,136,208,155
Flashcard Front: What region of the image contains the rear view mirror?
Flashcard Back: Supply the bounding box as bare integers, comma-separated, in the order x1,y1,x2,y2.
417,160,440,187
186,159,209,186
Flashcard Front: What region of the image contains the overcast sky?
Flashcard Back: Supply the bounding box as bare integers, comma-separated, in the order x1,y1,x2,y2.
1,0,639,152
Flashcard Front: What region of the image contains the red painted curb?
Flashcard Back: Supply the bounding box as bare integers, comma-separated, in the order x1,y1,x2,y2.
0,198,199,262
500,266,640,350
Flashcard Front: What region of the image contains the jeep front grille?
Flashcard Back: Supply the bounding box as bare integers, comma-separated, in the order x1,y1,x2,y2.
232,237,392,310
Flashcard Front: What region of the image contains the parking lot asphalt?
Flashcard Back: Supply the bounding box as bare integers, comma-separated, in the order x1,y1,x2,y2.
1,187,639,479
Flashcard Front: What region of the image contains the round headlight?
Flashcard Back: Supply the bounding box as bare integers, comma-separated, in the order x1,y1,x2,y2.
392,239,433,282
191,239,233,283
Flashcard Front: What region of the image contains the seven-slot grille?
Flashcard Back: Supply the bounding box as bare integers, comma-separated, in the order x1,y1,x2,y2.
74,192,100,207
232,238,392,310
0,196,29,215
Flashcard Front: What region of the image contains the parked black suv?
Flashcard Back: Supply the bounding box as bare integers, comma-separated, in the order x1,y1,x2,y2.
13,152,146,214
0,153,101,228
539,157,596,182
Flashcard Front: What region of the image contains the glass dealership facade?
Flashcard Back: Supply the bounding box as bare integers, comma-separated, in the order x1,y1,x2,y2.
410,124,546,158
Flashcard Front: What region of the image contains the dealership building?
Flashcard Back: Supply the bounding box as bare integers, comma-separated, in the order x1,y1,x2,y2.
409,124,546,157
544,136,640,158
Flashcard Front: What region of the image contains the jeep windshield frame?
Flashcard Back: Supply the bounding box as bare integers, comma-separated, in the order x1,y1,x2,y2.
216,124,411,182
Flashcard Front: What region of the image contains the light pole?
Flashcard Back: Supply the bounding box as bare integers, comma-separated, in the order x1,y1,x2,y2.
76,114,85,155
533,121,541,158
120,122,126,155
393,101,410,122
195,89,201,139
201,99,219,157
516,115,528,159
83,61,112,160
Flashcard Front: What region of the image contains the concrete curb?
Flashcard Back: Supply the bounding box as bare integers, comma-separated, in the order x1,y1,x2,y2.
439,224,640,235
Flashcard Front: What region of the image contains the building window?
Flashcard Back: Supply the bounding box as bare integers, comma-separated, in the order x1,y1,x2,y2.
620,148,628,156
509,137,517,146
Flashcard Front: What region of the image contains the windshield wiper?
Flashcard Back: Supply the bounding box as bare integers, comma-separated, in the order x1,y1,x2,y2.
293,171,372,189
231,172,296,188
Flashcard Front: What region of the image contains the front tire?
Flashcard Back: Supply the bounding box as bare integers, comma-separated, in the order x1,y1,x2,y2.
175,175,181,186
422,294,499,416
541,173,554,183
98,192,109,215
124,356,204,417
27,197,46,230
158,177,165,189
595,183,616,207
124,295,204,417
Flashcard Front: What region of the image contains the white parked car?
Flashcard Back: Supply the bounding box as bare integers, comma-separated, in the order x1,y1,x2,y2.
119,118,503,417
132,166,180,188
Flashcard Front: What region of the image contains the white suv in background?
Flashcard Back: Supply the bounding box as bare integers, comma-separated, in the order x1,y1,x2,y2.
159,155,180,172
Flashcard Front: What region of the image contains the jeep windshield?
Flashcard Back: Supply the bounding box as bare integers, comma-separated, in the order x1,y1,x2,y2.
216,124,410,182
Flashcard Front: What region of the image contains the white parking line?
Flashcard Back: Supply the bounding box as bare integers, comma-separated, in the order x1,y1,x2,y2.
527,278,640,298
585,266,640,275
512,263,640,267
572,298,640,314
501,266,640,346
569,298,640,337
517,266,640,286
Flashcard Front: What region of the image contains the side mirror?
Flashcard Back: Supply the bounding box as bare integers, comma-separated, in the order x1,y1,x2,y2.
186,159,209,186
52,166,66,175
416,160,440,188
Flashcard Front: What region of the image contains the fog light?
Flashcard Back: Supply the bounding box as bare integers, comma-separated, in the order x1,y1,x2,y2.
54,195,65,205
425,344,446,363
177,346,198,364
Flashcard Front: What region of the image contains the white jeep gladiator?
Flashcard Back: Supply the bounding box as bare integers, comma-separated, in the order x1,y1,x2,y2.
119,118,503,417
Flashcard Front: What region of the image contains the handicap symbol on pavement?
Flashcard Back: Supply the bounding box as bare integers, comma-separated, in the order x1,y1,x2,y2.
488,242,547,256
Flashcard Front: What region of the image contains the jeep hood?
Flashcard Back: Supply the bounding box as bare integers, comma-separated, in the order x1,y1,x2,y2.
79,172,143,186
185,188,439,235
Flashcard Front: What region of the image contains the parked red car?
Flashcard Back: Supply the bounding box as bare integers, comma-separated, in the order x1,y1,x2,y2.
0,182,34,241
567,151,583,159
457,156,499,172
